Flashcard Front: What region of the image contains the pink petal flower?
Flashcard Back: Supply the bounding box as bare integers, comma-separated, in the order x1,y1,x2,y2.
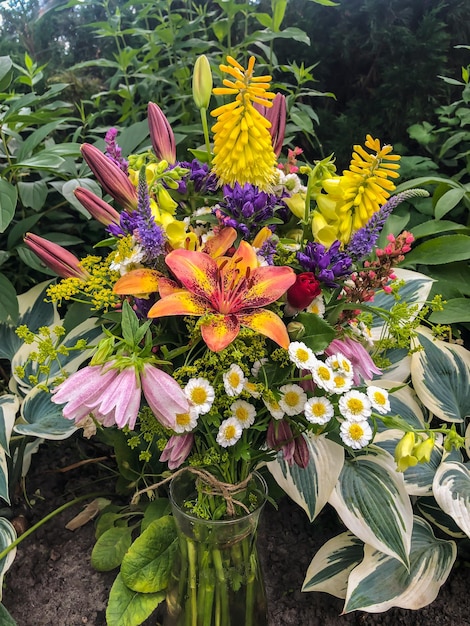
74,187,120,226
325,337,381,384
24,233,88,280
94,367,141,429
160,434,194,470
141,363,189,429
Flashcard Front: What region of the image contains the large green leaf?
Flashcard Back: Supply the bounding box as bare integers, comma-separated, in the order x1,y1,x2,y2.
417,496,467,539
267,433,344,521
0,179,18,233
411,330,470,423
0,395,19,504
328,446,413,567
106,573,164,626
0,602,17,625
403,234,470,266
0,518,17,602
92,526,133,571
433,457,470,538
302,531,363,598
0,275,19,325
343,517,456,612
429,298,470,324
121,516,177,593
434,187,465,219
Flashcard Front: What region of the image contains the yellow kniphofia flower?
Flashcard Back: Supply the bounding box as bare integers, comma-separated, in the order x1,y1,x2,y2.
210,56,277,190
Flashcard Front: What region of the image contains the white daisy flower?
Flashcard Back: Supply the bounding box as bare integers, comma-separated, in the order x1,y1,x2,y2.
330,372,354,394
367,386,391,414
325,352,354,378
264,397,285,420
338,390,372,421
223,364,246,397
174,406,199,433
288,341,317,369
184,378,215,415
216,417,243,447
230,400,256,429
306,295,325,318
279,384,308,416
310,362,335,392
350,321,374,348
304,396,334,425
244,381,261,399
340,419,373,449
109,238,145,275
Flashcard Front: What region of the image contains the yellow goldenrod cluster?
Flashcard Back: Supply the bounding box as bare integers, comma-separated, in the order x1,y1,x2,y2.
211,56,277,190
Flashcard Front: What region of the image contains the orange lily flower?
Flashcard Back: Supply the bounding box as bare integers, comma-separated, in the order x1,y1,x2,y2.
148,240,296,352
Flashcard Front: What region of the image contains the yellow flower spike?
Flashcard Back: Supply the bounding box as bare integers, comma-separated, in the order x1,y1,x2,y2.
211,56,277,190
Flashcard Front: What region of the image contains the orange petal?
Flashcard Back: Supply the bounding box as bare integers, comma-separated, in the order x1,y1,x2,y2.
148,291,209,318
239,309,290,349
201,314,240,352
113,269,161,295
202,227,237,258
242,266,296,308
165,249,218,300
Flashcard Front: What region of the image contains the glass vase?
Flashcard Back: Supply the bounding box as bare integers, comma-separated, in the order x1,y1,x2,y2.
164,470,268,626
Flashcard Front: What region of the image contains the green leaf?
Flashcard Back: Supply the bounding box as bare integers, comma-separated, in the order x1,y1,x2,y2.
17,180,48,211
309,0,339,5
403,234,470,266
0,518,17,601
271,0,287,31
142,499,171,532
429,298,470,324
302,531,363,597
433,457,470,538
92,526,133,571
267,433,344,521
0,602,17,625
106,573,164,626
344,517,456,612
0,56,13,90
417,496,467,538
121,516,177,593
0,395,19,455
0,275,19,325
14,152,65,170
411,219,469,239
329,446,413,567
295,313,336,354
411,330,470,423
14,386,77,440
434,188,465,220
0,179,18,233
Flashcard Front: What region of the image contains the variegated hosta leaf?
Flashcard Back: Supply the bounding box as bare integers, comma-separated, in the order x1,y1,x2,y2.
15,386,76,440
0,517,17,602
374,430,443,496
343,516,456,613
267,433,344,521
417,496,467,539
11,317,104,395
411,329,470,423
302,531,363,598
374,381,425,433
376,348,411,382
370,268,434,342
433,457,470,538
466,422,470,458
0,281,58,362
0,395,19,453
328,446,413,567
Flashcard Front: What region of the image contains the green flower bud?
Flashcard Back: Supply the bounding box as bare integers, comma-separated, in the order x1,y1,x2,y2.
193,55,213,110
287,321,305,340
90,337,115,366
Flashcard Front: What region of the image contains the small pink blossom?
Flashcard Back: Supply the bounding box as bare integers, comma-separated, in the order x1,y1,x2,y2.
160,434,194,470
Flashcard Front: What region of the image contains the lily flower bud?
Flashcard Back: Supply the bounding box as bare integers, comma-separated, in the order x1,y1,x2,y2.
255,93,286,157
73,187,120,226
147,102,176,164
193,55,213,110
80,144,137,211
24,233,88,280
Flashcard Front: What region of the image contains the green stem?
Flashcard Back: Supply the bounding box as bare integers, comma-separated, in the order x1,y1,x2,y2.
187,538,198,626
200,107,212,161
0,492,107,562
213,548,230,626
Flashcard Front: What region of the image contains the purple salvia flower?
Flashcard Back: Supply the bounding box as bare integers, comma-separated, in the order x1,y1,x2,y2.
297,240,352,288
133,169,166,263
259,236,277,266
345,190,429,261
175,159,218,194
105,127,129,173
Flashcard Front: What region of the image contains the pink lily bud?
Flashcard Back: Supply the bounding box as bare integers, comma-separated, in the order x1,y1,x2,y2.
24,233,88,280
147,102,176,164
267,419,295,465
160,433,194,470
80,143,137,211
255,93,286,157
74,187,120,226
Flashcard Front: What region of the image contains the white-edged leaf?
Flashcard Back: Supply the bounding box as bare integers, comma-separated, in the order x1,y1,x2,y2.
343,516,456,613
267,433,344,521
411,329,470,423
302,531,363,598
15,386,76,440
328,446,413,567
377,348,411,382
433,457,470,538
0,395,19,453
0,517,17,601
371,269,434,341
417,496,467,539
375,382,425,433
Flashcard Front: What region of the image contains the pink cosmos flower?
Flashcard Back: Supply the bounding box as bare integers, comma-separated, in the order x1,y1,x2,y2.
325,337,381,384
141,362,189,429
160,434,194,470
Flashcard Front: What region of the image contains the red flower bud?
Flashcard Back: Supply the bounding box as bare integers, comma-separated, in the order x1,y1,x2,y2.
287,272,321,310
293,434,309,469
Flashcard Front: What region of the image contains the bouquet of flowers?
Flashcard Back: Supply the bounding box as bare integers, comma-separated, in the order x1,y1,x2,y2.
21,55,467,623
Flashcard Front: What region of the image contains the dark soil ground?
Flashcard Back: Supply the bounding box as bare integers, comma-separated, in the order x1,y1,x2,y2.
3,437,470,626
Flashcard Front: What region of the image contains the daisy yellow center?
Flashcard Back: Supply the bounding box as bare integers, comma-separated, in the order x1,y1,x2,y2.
347,398,364,414
235,407,249,422
348,423,365,440
312,403,326,417
176,412,191,427
318,366,331,381
191,388,208,404
341,361,352,373
284,391,300,407
373,391,386,406
295,348,310,363
224,424,237,439
228,372,241,387
334,375,346,387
